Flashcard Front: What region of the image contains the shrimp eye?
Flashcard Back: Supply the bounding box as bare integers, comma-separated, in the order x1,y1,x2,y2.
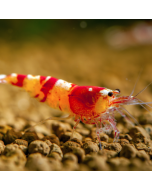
108,92,113,97
115,89,120,93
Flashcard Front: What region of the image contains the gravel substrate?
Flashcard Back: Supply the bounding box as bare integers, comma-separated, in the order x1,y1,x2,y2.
0,112,152,171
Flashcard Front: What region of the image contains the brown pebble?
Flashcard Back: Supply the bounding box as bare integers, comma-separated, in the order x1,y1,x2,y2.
59,132,71,142
120,144,137,159
4,129,22,144
103,142,122,153
0,125,12,134
100,149,118,159
28,140,50,155
48,157,63,171
136,150,150,161
83,141,99,154
76,127,90,137
22,131,39,144
0,140,5,154
144,124,152,139
62,160,79,171
18,145,28,154
119,134,132,141
52,121,72,137
44,140,52,148
120,139,130,146
2,148,26,167
107,157,130,170
62,153,78,163
60,131,82,142
135,142,151,152
129,158,152,171
72,147,85,163
4,144,19,155
43,134,60,145
48,152,62,161
14,139,28,147
62,140,81,154
82,137,92,143
25,153,53,171
0,133,4,140
138,113,152,125
129,126,150,144
83,154,109,171
70,138,83,146
49,143,63,157
100,133,109,142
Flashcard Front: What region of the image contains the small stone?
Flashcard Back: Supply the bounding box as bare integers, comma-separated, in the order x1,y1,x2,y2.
62,153,78,163
14,139,28,147
107,157,130,170
135,142,148,150
129,158,152,171
76,127,90,136
103,142,122,153
62,141,81,154
4,144,19,155
3,148,26,167
120,134,132,141
70,138,83,146
0,133,4,140
83,154,109,171
48,152,62,161
25,153,52,171
28,140,50,155
52,121,72,137
82,137,92,143
101,149,118,159
71,147,85,163
120,139,130,146
43,134,60,145
0,140,5,154
100,133,109,142
138,113,152,125
50,143,63,157
44,140,52,148
120,144,137,159
62,160,79,171
83,141,99,154
22,131,39,144
48,157,63,171
144,124,152,140
129,126,150,144
136,150,150,161
18,145,28,154
4,129,22,144
0,125,12,134
60,131,82,142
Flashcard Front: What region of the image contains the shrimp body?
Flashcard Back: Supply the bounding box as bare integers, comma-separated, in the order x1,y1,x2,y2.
0,73,148,149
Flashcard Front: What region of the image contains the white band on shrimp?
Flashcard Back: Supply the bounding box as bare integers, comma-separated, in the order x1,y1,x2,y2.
0,74,7,83
55,79,72,90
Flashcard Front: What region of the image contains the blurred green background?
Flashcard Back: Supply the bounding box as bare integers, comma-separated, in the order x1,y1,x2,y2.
0,19,148,41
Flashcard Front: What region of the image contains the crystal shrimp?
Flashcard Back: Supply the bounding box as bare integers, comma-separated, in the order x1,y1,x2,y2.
0,73,151,149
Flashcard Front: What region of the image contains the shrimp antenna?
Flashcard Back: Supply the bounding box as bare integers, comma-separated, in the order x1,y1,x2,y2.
129,69,143,97
134,82,152,98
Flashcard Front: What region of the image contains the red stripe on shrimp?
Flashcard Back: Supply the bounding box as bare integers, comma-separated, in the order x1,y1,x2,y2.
40,77,58,102
40,76,47,84
69,86,105,116
11,74,27,87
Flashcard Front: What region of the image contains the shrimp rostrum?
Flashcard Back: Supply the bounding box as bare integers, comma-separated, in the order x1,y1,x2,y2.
0,73,151,149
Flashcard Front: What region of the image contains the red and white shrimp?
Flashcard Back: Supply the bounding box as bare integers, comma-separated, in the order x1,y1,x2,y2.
0,73,151,149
